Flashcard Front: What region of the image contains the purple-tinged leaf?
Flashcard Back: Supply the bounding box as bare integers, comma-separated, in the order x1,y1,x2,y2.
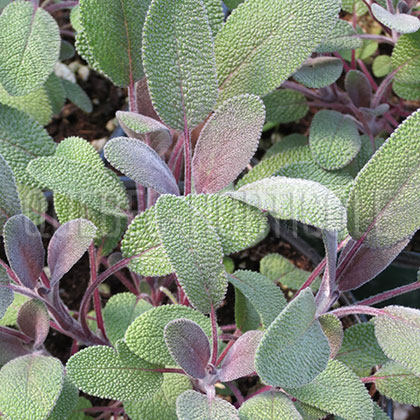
135,78,163,122
17,299,49,348
48,219,97,286
0,285,13,321
105,137,179,195
219,330,263,382
164,318,211,379
0,331,29,368
371,3,420,34
116,111,172,156
192,94,265,194
3,215,44,289
337,237,409,292
345,70,372,108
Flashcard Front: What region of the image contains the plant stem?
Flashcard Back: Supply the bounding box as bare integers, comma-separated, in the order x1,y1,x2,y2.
227,382,244,406
328,305,387,318
356,34,395,45
216,329,240,366
0,325,32,344
357,59,378,90
88,244,107,339
244,385,273,402
386,0,395,13
282,81,321,101
102,257,138,295
183,130,192,195
0,258,23,287
371,68,400,109
357,281,420,306
296,259,326,296
45,1,78,12
210,304,218,366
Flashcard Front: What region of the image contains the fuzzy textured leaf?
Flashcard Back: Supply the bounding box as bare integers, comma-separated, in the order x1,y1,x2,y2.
347,109,420,248
286,360,373,420
255,289,330,388
122,194,268,276
309,110,361,171
142,0,218,130
229,270,287,329
238,391,303,420
79,0,148,86
0,354,64,420
116,111,172,156
319,314,343,358
47,376,79,420
341,0,368,15
219,330,263,382
260,253,320,292
0,0,60,95
236,146,313,188
375,305,420,375
66,342,163,401
391,31,420,85
48,219,97,286
373,55,392,78
294,57,343,89
103,293,153,347
155,195,227,313
0,154,21,230
0,285,13,321
164,318,210,379
345,70,372,108
125,304,213,366
229,177,347,231
371,4,420,34
215,0,340,102
276,161,353,204
0,331,29,368
61,79,92,113
124,374,192,420
263,90,308,124
316,19,363,53
4,215,44,289
192,94,265,194
105,137,179,195
393,80,420,101
17,183,48,226
0,104,55,185
264,134,308,160
17,299,49,348
374,361,420,406
176,390,239,420
336,323,388,377
337,238,409,292
0,292,28,327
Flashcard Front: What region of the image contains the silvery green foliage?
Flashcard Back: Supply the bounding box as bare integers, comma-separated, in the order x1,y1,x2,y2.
192,94,265,194
215,0,340,102
259,253,319,292
116,111,172,156
309,110,361,171
3,215,45,289
316,19,363,53
345,70,372,108
264,134,308,159
293,57,343,89
347,109,420,248
176,390,239,420
373,55,392,78
318,314,343,359
0,154,21,230
61,79,93,113
0,354,64,420
374,306,420,376
103,293,153,347
336,237,410,292
341,0,368,15
0,0,60,96
336,323,388,377
47,376,79,420
201,0,224,37
374,362,420,406
124,374,192,420
238,391,303,420
79,0,149,87
125,304,213,366
0,104,55,185
47,219,97,286
105,137,180,195
155,195,227,313
17,299,49,349
262,90,309,125
66,341,163,401
255,289,330,388
164,319,210,379
228,177,347,231
218,330,263,382
229,270,287,329
16,183,48,226
142,0,218,131
122,194,268,276
286,360,373,420
236,145,313,187
0,270,13,320
371,4,420,34
0,292,28,328
276,161,353,204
